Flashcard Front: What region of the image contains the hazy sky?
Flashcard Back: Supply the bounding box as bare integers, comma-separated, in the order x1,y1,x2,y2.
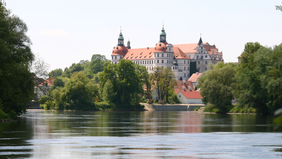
6,0,282,71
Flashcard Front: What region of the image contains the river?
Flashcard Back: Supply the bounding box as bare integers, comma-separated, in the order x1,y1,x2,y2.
0,110,281,159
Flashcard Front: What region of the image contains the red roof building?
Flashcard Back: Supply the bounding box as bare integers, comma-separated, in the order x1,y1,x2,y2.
111,26,223,80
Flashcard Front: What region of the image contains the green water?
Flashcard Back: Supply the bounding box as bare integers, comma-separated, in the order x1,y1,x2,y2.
0,111,281,158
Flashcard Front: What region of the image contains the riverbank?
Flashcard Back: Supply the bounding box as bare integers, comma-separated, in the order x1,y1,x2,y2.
142,103,205,111
194,106,259,115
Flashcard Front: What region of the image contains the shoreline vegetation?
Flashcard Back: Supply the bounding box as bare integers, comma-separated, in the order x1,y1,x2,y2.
194,105,259,115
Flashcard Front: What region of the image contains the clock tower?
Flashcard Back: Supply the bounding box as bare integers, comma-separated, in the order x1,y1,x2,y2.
118,30,124,46
160,25,166,43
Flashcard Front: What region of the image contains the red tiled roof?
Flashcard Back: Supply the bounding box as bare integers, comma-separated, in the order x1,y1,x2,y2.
174,43,198,53
188,72,202,83
123,46,191,60
38,78,55,87
179,90,202,99
123,47,155,60
173,47,191,59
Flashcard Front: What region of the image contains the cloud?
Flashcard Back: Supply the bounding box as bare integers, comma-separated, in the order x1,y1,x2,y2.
39,29,71,36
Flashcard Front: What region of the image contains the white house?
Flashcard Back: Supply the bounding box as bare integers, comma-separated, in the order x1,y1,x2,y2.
177,90,203,104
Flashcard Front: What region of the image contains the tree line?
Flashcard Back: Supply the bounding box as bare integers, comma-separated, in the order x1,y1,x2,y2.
40,55,181,110
199,42,282,115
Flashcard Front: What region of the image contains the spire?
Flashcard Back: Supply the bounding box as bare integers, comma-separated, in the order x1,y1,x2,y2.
118,27,124,46
127,39,131,49
160,23,166,43
198,37,203,45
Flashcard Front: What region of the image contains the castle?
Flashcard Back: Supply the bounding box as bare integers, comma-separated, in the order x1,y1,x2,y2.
111,26,224,80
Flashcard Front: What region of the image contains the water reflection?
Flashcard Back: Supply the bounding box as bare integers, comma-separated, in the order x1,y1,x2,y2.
0,111,281,158
0,118,33,158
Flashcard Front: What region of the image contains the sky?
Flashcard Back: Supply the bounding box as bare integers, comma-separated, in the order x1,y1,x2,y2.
5,0,282,72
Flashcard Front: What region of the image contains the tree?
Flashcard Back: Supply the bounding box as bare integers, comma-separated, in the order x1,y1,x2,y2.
99,59,142,108
234,42,269,114
31,54,49,79
199,62,236,113
49,68,63,78
276,3,282,11
150,67,177,103
253,45,282,113
102,80,115,103
135,65,151,99
60,72,98,110
0,2,35,116
90,54,110,74
51,77,65,90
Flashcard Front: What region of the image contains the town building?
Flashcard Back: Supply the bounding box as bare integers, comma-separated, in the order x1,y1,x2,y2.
111,26,224,80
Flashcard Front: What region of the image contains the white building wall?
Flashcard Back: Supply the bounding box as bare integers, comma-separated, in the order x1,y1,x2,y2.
177,92,203,104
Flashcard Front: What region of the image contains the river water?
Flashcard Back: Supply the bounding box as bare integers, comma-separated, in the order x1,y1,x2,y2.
0,110,281,159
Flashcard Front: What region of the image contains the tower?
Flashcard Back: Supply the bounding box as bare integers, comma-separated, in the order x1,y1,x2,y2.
160,25,166,43
127,40,131,49
118,29,124,46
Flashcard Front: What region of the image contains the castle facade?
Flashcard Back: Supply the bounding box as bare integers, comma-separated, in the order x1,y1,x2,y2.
111,26,223,81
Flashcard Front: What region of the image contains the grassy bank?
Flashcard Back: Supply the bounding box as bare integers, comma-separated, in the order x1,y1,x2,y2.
194,104,257,114
40,101,145,111
0,108,18,121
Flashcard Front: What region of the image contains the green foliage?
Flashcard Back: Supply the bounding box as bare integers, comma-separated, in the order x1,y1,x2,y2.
99,59,145,109
193,107,201,111
0,2,34,116
276,3,282,11
49,69,63,78
51,77,65,90
164,89,181,104
0,108,9,119
230,105,257,114
150,67,177,103
199,62,236,113
95,101,114,110
235,43,282,114
102,80,115,103
38,95,50,104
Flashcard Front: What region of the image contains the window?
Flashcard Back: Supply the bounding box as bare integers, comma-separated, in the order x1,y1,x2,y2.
157,60,159,63
205,61,207,64
162,53,164,57
115,56,117,59
205,55,207,58
157,54,159,57
184,60,186,64
167,54,168,57
198,67,200,71
205,67,207,70
184,67,186,70
167,60,168,63
184,73,186,77
198,61,200,64
112,56,113,60
179,95,181,98
188,61,190,64
162,60,164,63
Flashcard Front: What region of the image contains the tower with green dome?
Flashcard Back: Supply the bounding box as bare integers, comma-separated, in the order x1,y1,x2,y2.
160,25,166,43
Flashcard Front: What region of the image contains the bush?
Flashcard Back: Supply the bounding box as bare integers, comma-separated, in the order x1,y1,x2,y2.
230,105,257,113
95,101,114,110
38,95,50,104
7,111,17,119
193,107,201,111
140,96,147,103
0,109,9,119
